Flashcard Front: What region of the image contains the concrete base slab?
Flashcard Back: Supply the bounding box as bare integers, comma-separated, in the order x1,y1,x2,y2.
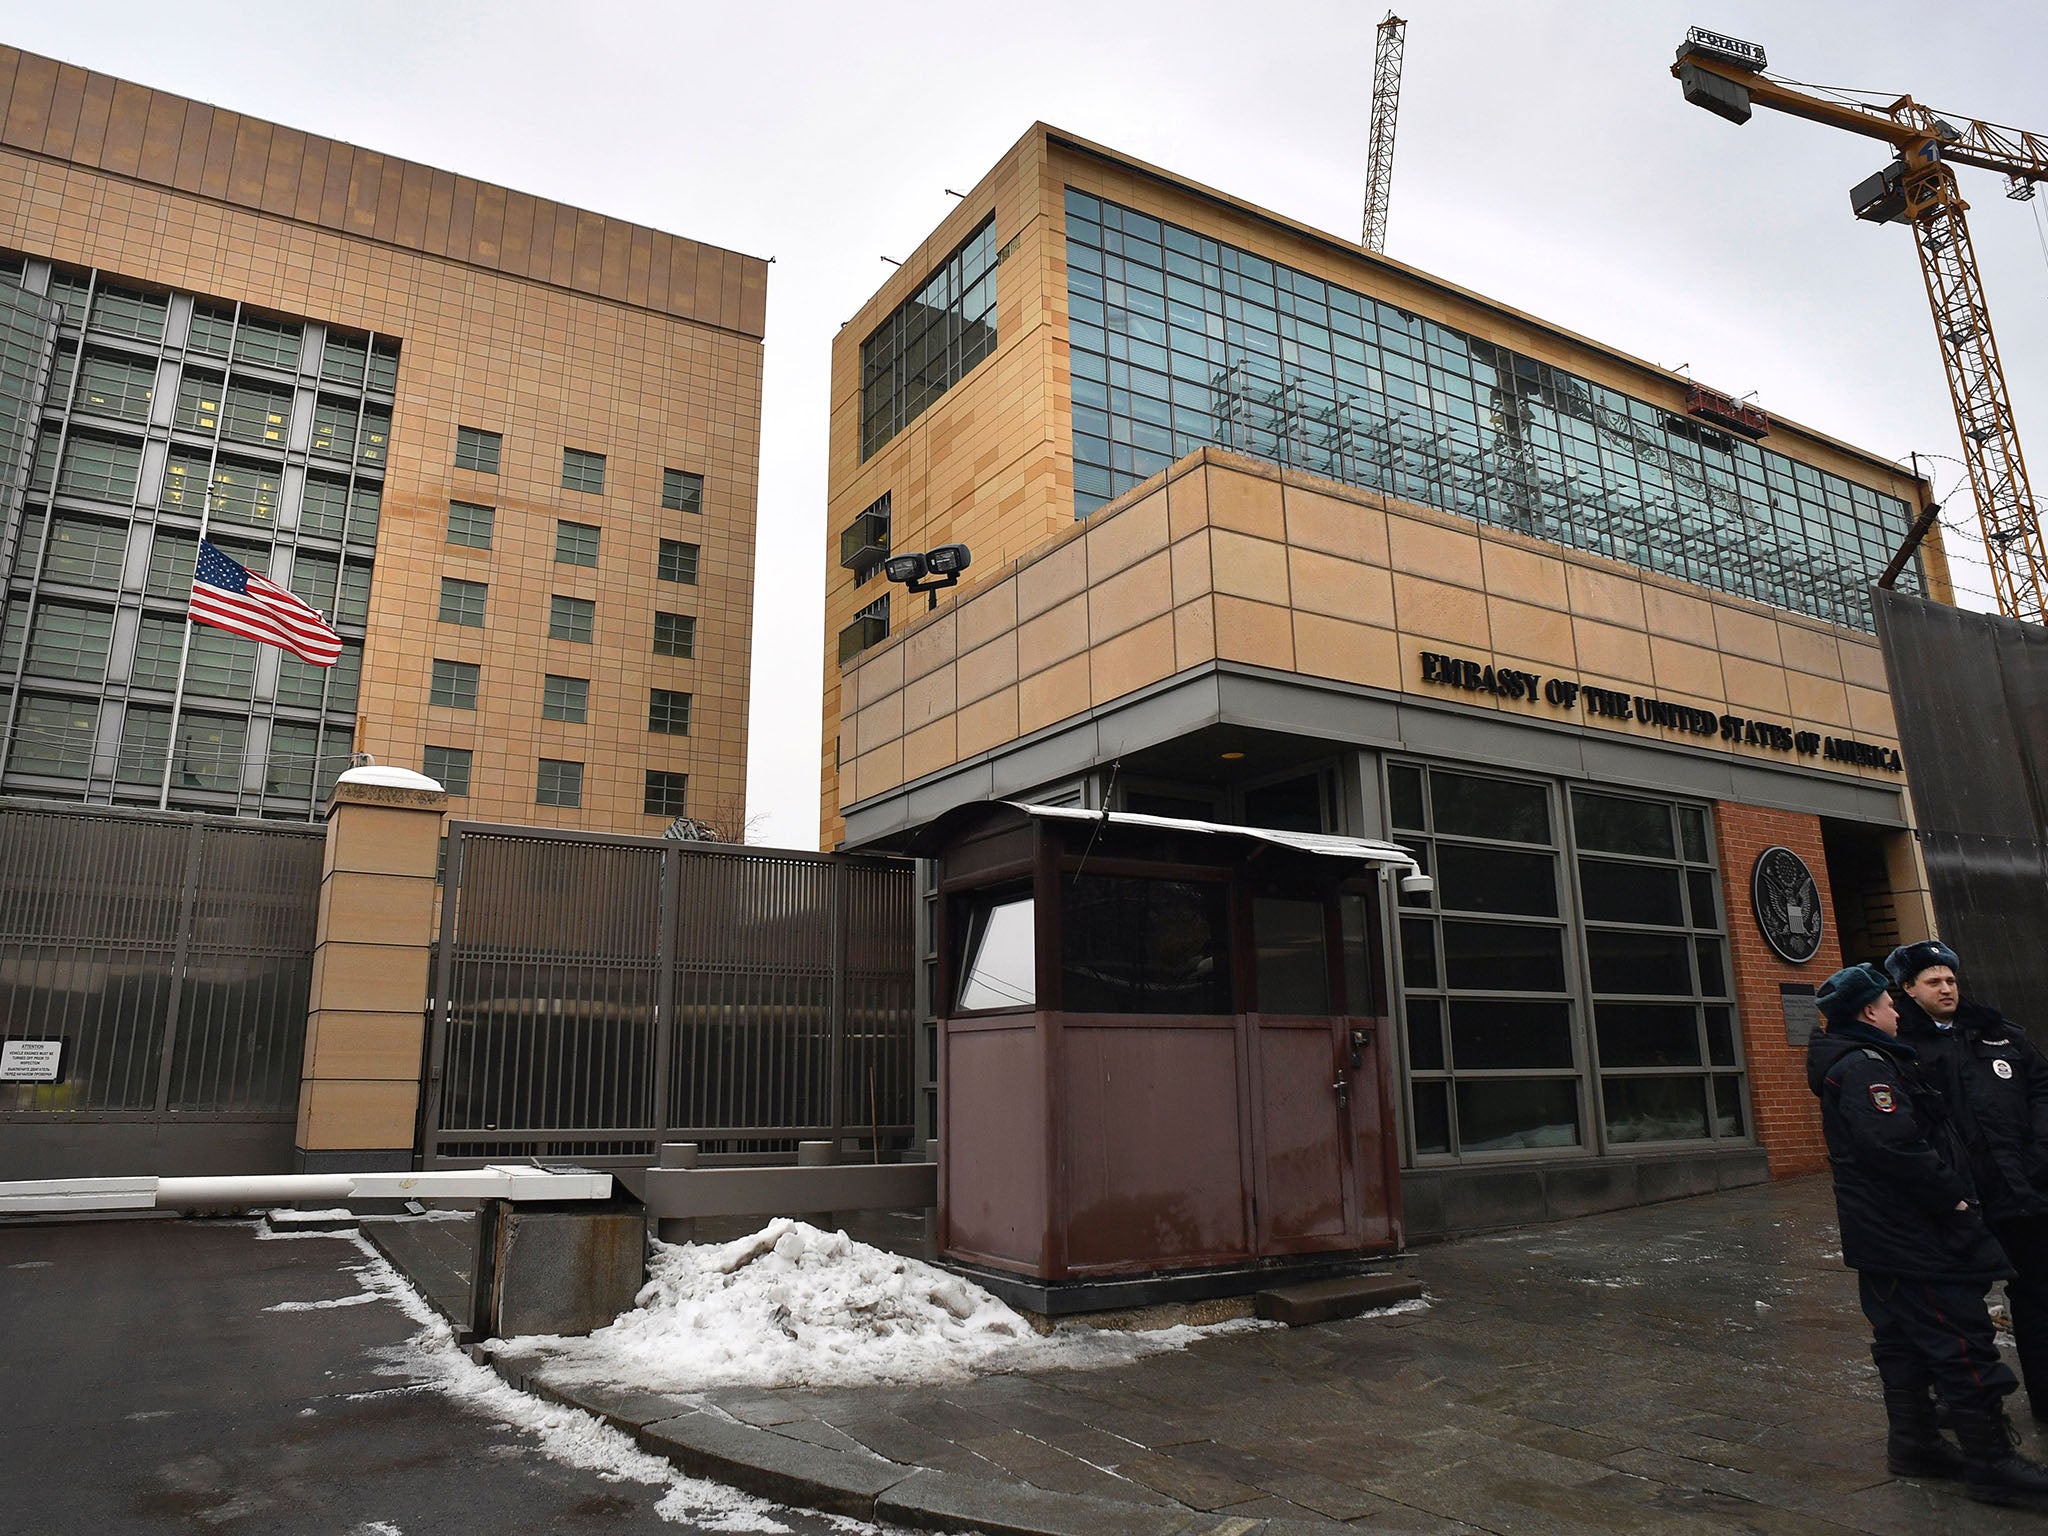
1253,1274,1425,1326
874,1467,1206,1535
637,1410,911,1517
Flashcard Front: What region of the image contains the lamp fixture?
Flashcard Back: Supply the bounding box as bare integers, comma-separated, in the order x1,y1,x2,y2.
883,543,973,609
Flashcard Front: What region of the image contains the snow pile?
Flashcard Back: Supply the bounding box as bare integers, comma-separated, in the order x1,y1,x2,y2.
520,1218,1267,1393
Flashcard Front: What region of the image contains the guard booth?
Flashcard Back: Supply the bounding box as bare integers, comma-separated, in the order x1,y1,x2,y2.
904,801,1426,1309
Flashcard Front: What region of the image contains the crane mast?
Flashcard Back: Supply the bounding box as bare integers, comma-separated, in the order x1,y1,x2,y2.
1360,13,1406,253
1673,31,2048,625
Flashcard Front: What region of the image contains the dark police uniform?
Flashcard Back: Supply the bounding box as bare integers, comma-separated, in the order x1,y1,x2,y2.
1807,1018,2015,1410
1899,993,2048,1412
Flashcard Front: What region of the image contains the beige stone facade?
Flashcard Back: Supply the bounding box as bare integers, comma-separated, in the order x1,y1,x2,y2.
0,47,763,833
822,124,1945,845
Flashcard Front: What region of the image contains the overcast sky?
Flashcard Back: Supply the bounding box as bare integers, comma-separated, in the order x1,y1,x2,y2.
5,1,2042,848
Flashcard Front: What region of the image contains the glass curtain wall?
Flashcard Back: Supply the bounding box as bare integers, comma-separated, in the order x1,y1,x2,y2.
1063,188,1919,632
0,253,394,818
1389,761,1748,1161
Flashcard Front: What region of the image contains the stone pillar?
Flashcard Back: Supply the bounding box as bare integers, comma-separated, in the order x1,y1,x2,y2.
295,766,446,1174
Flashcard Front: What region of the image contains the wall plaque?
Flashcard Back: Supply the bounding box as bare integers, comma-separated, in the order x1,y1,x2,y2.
1753,846,1824,964
1781,983,1819,1046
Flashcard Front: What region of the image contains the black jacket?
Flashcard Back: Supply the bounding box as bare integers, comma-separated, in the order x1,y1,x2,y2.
1898,996,2048,1223
1807,1021,2012,1282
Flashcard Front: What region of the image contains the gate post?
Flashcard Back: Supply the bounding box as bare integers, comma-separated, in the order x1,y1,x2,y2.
294,766,447,1174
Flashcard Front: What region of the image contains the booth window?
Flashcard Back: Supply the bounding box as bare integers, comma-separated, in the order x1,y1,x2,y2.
955,893,1036,1012
1062,875,1232,1014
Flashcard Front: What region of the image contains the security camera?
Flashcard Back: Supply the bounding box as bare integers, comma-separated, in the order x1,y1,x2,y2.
1399,872,1435,896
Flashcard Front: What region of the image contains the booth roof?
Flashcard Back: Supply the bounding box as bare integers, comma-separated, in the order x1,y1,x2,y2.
1004,802,1423,875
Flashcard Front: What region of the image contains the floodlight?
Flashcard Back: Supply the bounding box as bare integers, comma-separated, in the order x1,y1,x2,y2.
925,543,972,576
882,553,928,584
881,543,975,609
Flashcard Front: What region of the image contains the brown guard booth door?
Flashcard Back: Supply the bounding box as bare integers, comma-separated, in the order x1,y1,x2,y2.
1245,893,1392,1255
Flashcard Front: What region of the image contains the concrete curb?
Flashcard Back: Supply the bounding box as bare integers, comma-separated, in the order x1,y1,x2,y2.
475,1344,1354,1536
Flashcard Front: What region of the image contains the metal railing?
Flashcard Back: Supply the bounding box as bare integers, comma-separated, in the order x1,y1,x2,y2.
424,822,916,1167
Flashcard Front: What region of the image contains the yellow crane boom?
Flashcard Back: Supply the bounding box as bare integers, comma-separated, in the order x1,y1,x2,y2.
1672,29,2048,625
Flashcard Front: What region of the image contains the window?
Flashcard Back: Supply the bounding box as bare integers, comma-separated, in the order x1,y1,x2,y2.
429,658,479,709
187,303,234,357
648,688,691,735
309,397,357,460
149,532,255,600
118,705,172,786
75,352,155,421
561,447,605,494
455,426,501,474
1572,791,1744,1146
555,521,599,567
446,500,494,549
233,314,302,370
24,601,114,681
184,626,256,699
955,894,1035,1011
54,435,141,502
358,404,390,465
662,468,703,515
337,560,371,626
320,331,367,386
536,758,583,807
46,269,89,325
300,475,350,538
549,595,594,643
839,492,891,578
653,611,696,658
861,214,999,458
838,595,888,663
207,459,283,528
12,695,98,778
346,483,380,547
1060,875,1232,1014
129,615,185,689
423,745,472,797
219,381,293,447
174,370,220,433
289,550,339,619
644,770,689,817
170,711,245,793
42,517,127,589
542,674,588,722
266,721,318,799
1389,763,1579,1159
367,340,398,394
658,540,699,584
88,284,167,342
438,577,487,627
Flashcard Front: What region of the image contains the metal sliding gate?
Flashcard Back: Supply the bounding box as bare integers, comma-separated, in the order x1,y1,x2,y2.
424,822,917,1168
0,800,324,1178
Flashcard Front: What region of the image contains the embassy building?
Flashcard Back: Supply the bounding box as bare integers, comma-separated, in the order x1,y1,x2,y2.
0,48,764,833
823,125,1948,1235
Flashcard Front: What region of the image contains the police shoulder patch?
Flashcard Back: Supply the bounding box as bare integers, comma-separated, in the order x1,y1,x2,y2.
1868,1084,1898,1113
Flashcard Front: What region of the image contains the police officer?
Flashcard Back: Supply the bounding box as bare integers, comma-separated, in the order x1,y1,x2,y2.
1808,961,2048,1503
1890,938,2048,1422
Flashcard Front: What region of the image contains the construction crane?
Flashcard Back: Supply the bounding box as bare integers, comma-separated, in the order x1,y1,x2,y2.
1360,13,1407,252
1672,28,2048,625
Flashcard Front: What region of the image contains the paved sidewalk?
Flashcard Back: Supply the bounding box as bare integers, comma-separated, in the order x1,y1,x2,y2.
475,1176,2048,1534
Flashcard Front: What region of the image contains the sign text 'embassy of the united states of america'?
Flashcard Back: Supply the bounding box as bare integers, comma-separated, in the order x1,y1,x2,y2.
1416,650,1903,772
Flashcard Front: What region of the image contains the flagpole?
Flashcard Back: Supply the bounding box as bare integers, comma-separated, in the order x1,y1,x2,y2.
156,491,212,812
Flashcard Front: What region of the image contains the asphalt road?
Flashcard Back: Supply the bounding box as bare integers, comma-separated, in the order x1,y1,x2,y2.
0,1216,884,1535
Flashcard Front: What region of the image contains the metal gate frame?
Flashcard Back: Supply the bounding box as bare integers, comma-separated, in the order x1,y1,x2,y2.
0,798,323,1177
422,821,917,1168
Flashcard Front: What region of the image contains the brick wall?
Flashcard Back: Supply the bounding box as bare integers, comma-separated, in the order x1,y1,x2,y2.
1715,802,1843,1177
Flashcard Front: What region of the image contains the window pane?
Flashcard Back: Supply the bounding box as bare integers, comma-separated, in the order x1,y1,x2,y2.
1695,938,1727,998
663,468,703,514
45,517,127,587
1253,896,1330,1014
658,539,699,584
12,695,98,777
1399,915,1437,988
1603,1076,1709,1144
1572,791,1675,858
447,500,494,549
438,578,486,627
562,447,605,493
1388,764,1424,830
556,521,599,566
653,611,695,658
1705,1005,1736,1066
536,757,583,807
1441,920,1565,992
1449,999,1574,1070
1585,930,1693,995
455,426,501,474
643,770,688,817
1678,806,1709,863
1454,1079,1580,1152
1061,874,1232,1014
1686,870,1720,929
1436,844,1557,916
300,475,349,538
549,596,594,642
1714,1076,1746,1137
957,896,1036,1011
119,705,172,784
542,674,588,722
1406,996,1444,1071
1596,1003,1702,1068
1430,771,1550,844
1578,859,1683,926
423,745,471,797
1410,1080,1451,1154
648,688,691,735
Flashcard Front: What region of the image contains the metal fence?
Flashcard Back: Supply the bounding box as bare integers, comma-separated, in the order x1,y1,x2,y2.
424,822,917,1167
1875,589,2048,1014
0,799,322,1132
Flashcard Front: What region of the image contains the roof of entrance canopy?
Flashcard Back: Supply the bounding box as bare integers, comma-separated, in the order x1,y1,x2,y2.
891,799,1426,878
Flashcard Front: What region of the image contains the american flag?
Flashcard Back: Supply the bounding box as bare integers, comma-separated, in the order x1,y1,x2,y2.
190,540,342,667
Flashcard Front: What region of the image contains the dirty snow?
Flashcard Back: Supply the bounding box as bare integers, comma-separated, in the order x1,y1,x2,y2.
511,1218,1273,1395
